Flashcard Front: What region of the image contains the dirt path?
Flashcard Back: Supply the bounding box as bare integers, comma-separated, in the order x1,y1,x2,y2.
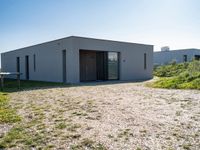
8,81,200,149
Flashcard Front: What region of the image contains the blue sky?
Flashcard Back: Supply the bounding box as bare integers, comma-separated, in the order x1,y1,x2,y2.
1,0,200,54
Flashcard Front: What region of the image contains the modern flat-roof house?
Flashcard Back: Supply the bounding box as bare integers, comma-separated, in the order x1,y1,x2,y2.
1,36,153,83
154,49,200,66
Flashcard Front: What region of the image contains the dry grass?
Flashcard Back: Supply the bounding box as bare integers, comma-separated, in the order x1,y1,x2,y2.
0,80,200,149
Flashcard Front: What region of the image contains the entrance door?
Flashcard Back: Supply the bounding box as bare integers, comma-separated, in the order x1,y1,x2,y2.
79,50,120,82
16,57,20,72
25,55,29,80
96,52,106,80
80,51,97,82
62,50,66,83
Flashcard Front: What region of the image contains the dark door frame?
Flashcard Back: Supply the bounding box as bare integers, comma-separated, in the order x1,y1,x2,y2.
62,50,67,83
79,49,120,82
79,50,97,82
16,57,20,73
25,55,29,80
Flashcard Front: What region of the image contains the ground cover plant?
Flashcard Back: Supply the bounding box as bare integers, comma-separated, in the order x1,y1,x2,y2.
1,79,67,92
0,92,21,124
151,60,200,89
0,79,200,149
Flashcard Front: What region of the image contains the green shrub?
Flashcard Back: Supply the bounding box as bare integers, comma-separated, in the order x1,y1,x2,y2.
188,60,200,73
152,61,200,89
154,63,188,77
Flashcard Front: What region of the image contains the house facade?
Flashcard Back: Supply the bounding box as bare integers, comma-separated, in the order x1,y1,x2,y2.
154,49,200,66
1,36,153,83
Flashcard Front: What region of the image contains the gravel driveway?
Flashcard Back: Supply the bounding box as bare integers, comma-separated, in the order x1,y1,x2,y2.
7,81,200,149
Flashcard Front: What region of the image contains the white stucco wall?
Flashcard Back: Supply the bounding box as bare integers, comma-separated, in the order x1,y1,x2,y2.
1,36,153,83
154,49,200,65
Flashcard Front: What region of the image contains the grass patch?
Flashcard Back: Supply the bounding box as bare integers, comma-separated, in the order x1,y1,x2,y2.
150,61,200,89
2,79,67,92
56,122,67,129
64,134,81,139
0,92,21,123
0,79,67,149
117,129,134,141
72,111,88,116
183,143,192,150
55,122,81,132
0,119,47,149
154,62,189,77
71,138,107,150
0,126,35,148
67,123,81,132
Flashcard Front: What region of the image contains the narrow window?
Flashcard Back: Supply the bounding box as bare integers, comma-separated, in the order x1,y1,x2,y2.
16,57,20,72
144,53,147,70
33,54,36,72
183,55,187,62
25,55,29,80
62,50,66,83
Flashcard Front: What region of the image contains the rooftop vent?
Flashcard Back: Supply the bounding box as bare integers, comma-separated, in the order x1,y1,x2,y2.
161,46,170,52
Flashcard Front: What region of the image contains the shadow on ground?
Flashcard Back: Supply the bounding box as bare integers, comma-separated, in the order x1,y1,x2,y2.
1,78,151,93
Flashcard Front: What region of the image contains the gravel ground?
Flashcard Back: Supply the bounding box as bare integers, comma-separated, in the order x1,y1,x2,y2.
5,81,200,149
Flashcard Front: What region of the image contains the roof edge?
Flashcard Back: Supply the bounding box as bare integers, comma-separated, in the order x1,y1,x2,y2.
154,48,200,53
70,36,154,46
2,36,73,54
2,36,153,54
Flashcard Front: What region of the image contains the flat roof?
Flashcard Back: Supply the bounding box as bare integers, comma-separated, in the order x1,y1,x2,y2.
154,48,200,53
2,36,153,54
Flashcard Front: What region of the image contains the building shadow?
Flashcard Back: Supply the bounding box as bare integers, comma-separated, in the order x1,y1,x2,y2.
1,78,152,93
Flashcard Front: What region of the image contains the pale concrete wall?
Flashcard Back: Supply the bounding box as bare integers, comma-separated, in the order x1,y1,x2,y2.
154,49,200,65
1,38,73,82
1,36,153,83
67,37,153,83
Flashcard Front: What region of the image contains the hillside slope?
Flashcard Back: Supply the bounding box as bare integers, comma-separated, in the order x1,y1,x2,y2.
151,61,200,89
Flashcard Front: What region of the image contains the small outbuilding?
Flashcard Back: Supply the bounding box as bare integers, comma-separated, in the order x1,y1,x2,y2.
1,36,153,83
154,49,200,66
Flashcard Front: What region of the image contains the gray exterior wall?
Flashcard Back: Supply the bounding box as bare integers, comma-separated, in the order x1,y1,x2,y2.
154,49,200,66
1,36,153,83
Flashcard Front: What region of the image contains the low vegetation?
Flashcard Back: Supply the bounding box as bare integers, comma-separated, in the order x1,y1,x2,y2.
0,80,106,149
151,60,200,89
0,126,36,148
71,138,106,150
0,80,66,149
0,92,21,123
2,79,66,92
0,76,199,149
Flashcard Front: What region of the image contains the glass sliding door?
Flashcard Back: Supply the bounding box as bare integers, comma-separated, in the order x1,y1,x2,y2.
108,52,119,80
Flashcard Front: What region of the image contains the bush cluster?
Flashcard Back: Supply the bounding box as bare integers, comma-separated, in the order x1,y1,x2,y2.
152,60,200,89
